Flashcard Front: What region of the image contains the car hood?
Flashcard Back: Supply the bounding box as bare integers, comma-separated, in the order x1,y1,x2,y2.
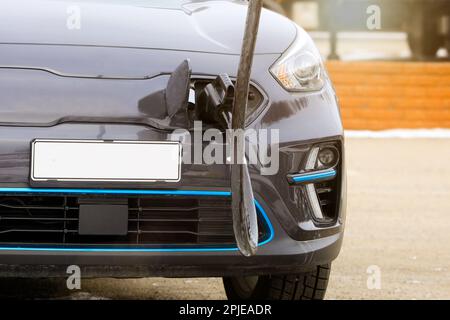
0,0,296,55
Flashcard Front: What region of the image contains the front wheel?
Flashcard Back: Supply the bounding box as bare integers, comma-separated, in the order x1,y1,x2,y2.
223,264,331,300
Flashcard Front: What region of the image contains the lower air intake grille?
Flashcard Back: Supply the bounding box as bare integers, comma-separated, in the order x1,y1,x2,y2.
0,195,269,248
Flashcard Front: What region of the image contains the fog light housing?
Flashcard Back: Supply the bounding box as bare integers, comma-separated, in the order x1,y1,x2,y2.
318,147,339,168
300,143,341,223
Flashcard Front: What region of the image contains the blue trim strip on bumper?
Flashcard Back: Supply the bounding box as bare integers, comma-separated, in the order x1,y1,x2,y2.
0,188,274,253
291,169,336,184
0,188,231,197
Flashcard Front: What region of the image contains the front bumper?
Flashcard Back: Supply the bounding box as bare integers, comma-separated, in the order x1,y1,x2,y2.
0,185,344,277
0,122,346,278
0,236,343,278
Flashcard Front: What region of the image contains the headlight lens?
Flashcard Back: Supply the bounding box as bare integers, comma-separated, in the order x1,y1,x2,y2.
270,26,324,92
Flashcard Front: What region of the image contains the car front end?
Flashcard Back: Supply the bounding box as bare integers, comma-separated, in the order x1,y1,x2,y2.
0,0,345,299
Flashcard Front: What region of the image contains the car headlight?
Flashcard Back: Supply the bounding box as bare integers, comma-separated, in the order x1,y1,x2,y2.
270,26,324,92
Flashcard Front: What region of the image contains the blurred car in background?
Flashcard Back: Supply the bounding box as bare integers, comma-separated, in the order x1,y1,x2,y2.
264,0,450,59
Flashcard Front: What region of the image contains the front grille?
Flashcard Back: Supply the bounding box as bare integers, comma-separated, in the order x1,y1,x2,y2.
0,195,269,248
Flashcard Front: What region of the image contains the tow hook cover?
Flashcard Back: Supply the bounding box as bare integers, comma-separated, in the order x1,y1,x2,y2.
78,198,128,236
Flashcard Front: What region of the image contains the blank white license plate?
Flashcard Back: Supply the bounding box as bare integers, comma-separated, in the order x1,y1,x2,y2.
31,140,181,182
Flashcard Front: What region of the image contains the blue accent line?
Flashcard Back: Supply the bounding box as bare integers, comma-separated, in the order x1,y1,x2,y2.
0,246,238,253
0,188,231,197
292,170,336,183
0,188,274,253
254,200,274,246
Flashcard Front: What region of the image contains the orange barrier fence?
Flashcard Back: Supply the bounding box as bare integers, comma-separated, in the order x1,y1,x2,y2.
326,61,450,130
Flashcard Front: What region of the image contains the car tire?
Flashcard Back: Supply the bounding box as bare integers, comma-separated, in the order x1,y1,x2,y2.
223,264,331,300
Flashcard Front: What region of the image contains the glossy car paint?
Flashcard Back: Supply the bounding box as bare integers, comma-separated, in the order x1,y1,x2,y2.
0,0,296,55
0,0,345,277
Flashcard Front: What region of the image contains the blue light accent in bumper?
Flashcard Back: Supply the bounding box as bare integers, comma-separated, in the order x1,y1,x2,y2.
291,169,336,184
0,187,231,197
0,188,274,253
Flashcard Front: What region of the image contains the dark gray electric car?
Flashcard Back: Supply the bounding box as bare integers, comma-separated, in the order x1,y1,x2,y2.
0,0,345,300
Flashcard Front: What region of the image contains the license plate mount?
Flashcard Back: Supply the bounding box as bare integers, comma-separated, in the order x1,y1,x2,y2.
30,139,181,183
